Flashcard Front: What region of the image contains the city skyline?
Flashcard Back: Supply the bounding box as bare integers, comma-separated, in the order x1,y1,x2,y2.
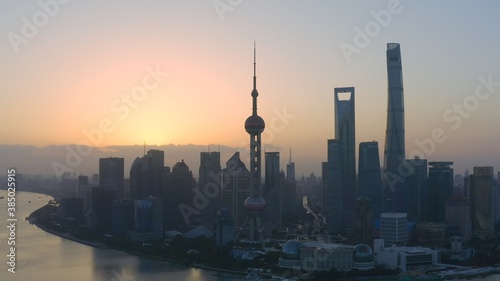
1,1,500,178
3,2,500,280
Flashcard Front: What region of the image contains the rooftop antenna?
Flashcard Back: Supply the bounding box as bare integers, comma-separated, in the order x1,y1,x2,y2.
253,41,256,89
144,141,146,156
251,41,258,116
289,148,292,164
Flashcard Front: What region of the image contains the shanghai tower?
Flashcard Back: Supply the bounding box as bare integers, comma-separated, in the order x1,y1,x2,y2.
383,43,405,198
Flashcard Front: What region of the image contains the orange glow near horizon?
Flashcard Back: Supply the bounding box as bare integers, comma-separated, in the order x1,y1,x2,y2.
1,1,499,178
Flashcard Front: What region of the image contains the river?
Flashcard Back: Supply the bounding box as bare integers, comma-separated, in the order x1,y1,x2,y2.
1,190,499,281
0,190,242,281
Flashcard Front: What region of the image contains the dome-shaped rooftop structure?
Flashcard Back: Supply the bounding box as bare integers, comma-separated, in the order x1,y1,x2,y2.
243,196,266,212
353,244,374,270
278,240,305,269
245,115,265,134
357,196,371,202
280,240,304,261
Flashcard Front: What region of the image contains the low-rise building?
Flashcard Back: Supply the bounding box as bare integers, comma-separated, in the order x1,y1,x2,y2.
449,236,474,261
301,241,354,272
278,240,357,272
417,221,446,246
374,239,439,272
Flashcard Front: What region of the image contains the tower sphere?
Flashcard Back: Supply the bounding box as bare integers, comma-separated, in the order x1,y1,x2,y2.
245,115,265,134
243,195,266,211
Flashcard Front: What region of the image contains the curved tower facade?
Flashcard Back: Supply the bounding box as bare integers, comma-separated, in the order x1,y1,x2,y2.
383,43,406,197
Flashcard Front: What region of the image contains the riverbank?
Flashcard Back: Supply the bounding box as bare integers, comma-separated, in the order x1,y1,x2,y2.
28,202,500,281
29,207,247,277
33,222,109,249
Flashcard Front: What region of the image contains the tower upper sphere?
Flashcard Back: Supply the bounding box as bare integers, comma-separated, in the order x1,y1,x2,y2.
245,115,265,134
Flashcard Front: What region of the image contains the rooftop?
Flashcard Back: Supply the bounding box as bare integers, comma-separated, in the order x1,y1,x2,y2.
302,241,353,250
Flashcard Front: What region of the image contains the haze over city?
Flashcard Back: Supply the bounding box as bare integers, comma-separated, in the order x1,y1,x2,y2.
4,2,500,281
1,0,499,177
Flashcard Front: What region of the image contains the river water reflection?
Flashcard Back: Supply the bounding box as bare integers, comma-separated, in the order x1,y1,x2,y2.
0,191,240,281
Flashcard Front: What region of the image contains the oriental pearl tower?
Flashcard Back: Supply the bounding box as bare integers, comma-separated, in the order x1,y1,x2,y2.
240,43,266,247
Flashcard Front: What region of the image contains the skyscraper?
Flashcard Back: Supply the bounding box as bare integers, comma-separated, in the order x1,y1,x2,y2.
323,139,345,233
239,44,266,246
264,152,281,226
470,166,494,237
286,149,295,183
91,187,115,233
497,171,500,224
427,162,454,223
383,43,406,198
357,141,384,218
111,199,135,237
130,149,166,200
283,149,298,219
445,197,471,241
199,151,221,189
221,152,250,228
352,197,374,245
78,175,89,198
381,212,407,246
199,151,221,222
169,159,196,228
134,197,164,239
403,157,428,222
334,87,356,214
99,157,124,199
264,152,280,193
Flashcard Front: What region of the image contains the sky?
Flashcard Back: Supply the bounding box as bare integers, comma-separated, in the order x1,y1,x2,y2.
1,0,500,178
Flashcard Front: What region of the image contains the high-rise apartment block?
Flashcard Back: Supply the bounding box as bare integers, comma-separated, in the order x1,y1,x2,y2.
381,212,407,246
99,157,124,199
470,166,495,237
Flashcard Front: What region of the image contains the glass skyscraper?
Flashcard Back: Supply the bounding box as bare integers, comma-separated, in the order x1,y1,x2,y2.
357,141,383,218
383,43,406,200
427,161,454,223
99,157,124,199
403,157,428,222
323,139,345,233
470,166,495,237
334,87,356,214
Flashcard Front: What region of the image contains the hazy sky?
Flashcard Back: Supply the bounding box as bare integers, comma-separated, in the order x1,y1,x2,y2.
1,1,499,177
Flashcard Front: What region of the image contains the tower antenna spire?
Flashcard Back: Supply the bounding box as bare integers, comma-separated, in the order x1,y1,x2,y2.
289,148,292,164
251,41,258,115
253,41,257,91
